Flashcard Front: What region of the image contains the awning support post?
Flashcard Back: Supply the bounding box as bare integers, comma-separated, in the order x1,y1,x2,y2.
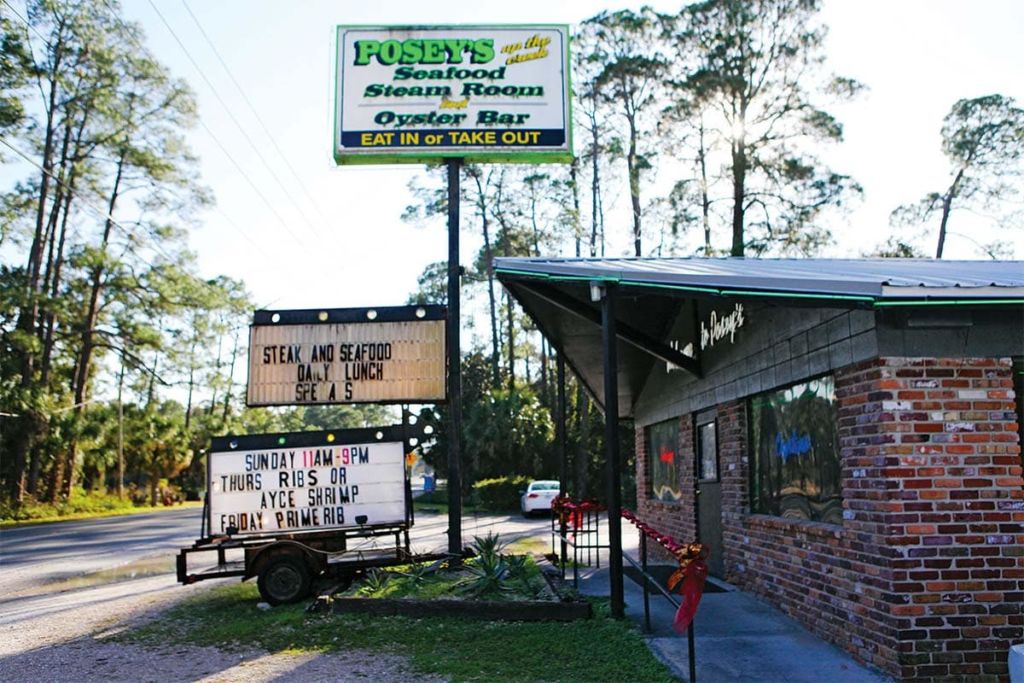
557,352,568,567
597,281,625,618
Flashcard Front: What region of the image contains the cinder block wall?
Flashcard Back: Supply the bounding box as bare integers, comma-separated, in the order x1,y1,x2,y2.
634,356,1022,681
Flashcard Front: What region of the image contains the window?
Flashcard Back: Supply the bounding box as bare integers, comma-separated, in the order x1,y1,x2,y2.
647,419,681,503
697,421,718,482
749,376,841,525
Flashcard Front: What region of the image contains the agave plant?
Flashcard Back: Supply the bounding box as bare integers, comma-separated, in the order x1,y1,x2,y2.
356,568,391,596
458,545,512,599
396,560,441,588
470,532,506,566
505,554,544,598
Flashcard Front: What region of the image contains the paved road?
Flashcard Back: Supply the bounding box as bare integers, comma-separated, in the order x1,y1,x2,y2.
0,506,554,621
0,507,204,596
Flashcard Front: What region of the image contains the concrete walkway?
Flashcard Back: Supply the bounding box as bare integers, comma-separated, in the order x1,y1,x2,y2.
565,527,893,682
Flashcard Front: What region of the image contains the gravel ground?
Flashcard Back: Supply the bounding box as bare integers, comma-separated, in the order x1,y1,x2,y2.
0,574,445,682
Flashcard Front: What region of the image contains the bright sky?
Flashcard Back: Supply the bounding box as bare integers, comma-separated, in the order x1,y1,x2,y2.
65,1,1024,317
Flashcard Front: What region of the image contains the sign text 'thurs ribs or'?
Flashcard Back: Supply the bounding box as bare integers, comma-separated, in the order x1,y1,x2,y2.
207,429,407,536
246,305,446,407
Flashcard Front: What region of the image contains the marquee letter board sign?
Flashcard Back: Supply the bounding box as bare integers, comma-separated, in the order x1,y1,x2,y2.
333,25,571,164
246,305,447,406
207,428,407,536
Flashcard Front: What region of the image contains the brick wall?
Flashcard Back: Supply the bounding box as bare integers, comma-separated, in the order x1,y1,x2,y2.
634,356,1022,681
862,357,1023,681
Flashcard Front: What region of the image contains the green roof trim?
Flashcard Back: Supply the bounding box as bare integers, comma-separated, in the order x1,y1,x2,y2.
495,266,1024,307
873,298,1024,307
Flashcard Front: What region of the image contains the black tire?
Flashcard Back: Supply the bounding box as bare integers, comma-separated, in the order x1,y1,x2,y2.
257,554,312,605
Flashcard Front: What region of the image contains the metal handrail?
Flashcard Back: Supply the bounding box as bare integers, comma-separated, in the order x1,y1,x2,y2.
632,532,697,683
550,520,699,682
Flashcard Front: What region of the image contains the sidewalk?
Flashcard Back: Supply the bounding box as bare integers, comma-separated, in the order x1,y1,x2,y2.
568,532,893,682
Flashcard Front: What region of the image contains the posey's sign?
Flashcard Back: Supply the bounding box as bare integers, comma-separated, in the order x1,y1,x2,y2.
334,26,571,164
700,303,746,350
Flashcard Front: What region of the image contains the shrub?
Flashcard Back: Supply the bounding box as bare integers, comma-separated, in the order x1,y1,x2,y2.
413,487,449,505
471,475,531,512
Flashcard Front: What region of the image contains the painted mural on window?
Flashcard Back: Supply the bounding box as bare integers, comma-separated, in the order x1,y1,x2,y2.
749,376,841,525
648,419,682,503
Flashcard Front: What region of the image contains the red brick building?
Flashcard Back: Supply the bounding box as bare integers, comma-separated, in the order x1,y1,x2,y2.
497,258,1023,682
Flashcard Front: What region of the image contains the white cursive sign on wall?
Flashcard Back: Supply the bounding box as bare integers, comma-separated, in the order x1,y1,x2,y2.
700,303,746,350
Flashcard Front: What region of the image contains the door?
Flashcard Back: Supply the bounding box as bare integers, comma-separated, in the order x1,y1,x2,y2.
696,418,724,578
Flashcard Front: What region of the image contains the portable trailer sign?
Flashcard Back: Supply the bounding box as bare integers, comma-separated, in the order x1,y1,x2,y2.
246,306,446,406
333,25,572,164
207,430,406,536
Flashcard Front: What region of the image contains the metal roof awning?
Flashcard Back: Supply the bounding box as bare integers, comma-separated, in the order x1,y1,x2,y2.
495,257,1024,415
495,256,1024,305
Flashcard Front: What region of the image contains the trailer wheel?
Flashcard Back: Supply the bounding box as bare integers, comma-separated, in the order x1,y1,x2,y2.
257,555,312,605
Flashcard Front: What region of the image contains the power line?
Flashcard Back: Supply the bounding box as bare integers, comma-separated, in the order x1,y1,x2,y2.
0,135,178,264
3,0,279,267
98,0,311,249
1,0,46,44
145,0,326,241
180,0,334,230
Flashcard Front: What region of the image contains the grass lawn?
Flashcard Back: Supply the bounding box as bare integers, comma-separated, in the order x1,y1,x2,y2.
122,581,676,682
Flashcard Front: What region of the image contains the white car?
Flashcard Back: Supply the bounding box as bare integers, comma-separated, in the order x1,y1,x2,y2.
520,480,560,517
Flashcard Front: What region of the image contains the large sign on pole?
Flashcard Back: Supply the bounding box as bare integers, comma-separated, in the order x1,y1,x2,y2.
246,305,446,407
334,25,572,164
207,428,407,537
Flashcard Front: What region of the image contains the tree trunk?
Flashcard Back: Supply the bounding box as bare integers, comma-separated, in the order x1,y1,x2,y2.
730,137,747,257
625,108,643,257
936,168,964,259
10,37,66,502
589,96,602,259
570,158,582,258
62,149,127,500
117,353,125,498
184,336,196,431
221,331,240,422
473,171,501,389
577,389,591,499
506,293,515,391
698,118,712,255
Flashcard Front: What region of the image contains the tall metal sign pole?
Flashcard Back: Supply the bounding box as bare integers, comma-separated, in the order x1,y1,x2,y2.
446,158,463,556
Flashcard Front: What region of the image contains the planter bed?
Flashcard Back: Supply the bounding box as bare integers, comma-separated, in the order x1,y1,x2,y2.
316,595,592,621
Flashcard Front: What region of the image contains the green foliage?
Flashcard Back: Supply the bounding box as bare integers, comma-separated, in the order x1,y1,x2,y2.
472,476,531,512
465,386,555,479
891,93,1024,258
669,0,862,256
355,569,392,597
0,11,32,137
458,552,512,599
470,531,506,564
0,487,149,523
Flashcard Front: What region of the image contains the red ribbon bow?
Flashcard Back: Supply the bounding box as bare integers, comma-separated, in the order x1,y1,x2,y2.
622,509,709,633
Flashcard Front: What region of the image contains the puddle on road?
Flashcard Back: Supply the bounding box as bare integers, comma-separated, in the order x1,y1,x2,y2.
9,555,176,599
